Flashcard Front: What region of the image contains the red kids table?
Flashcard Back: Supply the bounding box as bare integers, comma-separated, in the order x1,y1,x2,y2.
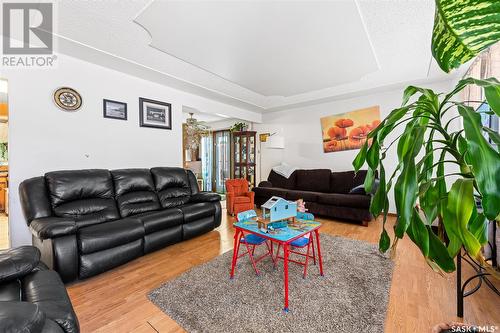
230,218,324,312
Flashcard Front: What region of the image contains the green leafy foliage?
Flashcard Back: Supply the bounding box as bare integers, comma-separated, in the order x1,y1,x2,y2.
431,0,500,72
352,78,500,273
458,105,500,220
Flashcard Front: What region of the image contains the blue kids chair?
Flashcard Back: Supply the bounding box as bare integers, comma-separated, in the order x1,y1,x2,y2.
274,211,317,278
234,210,275,276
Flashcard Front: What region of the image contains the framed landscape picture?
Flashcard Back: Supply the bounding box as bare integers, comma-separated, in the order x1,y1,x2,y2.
103,99,127,120
139,97,172,130
320,105,381,153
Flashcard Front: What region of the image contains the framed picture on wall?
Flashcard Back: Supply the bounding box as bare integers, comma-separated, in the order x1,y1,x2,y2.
139,97,172,130
103,99,127,120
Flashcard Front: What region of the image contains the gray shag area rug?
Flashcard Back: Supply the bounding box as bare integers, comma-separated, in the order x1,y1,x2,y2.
148,234,394,333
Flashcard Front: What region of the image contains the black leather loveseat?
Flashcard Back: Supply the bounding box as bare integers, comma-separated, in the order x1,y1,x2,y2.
0,246,79,333
253,169,373,226
19,167,221,282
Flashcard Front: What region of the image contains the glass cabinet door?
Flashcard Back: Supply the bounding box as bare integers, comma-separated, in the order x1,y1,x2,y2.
234,136,240,163
241,135,247,163
249,135,255,163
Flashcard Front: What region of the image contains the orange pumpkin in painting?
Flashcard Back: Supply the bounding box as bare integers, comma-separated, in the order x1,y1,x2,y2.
327,126,347,140
334,118,354,128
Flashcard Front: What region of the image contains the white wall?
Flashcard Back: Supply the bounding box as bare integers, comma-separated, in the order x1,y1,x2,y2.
254,79,460,212
1,54,262,247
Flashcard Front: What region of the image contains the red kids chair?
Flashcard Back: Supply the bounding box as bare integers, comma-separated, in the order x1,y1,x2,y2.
274,212,317,278
225,179,255,216
232,210,275,276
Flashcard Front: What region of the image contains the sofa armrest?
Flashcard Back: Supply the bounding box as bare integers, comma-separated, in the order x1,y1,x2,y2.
190,192,221,203
258,181,273,188
245,191,255,200
0,246,41,283
29,217,77,240
0,302,46,333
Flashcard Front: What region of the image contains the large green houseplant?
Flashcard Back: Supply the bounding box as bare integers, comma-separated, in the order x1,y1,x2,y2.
353,0,500,274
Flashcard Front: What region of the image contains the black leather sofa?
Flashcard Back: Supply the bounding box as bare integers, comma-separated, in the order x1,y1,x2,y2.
253,169,373,226
19,167,221,283
0,246,79,333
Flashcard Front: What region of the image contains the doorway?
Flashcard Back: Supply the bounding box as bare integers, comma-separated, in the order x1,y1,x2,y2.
0,79,9,249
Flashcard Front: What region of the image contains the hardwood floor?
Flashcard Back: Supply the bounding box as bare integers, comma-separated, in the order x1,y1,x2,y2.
67,211,500,333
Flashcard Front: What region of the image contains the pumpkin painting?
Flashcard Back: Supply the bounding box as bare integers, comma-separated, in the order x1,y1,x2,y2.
320,106,381,153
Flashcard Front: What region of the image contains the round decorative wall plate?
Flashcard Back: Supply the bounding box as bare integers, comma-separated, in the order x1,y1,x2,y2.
53,87,82,111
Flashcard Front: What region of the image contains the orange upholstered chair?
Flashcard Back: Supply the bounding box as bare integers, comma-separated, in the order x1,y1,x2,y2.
225,179,255,216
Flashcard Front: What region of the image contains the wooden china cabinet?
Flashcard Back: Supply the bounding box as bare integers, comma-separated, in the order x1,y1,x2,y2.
231,131,256,188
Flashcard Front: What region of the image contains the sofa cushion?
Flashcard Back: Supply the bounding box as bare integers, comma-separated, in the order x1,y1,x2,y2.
116,191,161,218
317,193,371,209
151,167,191,208
252,187,288,200
295,169,331,192
53,198,120,228
46,169,120,227
22,270,79,333
268,170,296,190
0,246,40,283
45,169,115,206
330,170,367,194
284,190,321,203
78,218,145,254
133,208,184,234
112,169,161,217
234,196,251,204
180,203,216,223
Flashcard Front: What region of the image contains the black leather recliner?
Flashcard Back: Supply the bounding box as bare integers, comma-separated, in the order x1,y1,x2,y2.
0,246,79,333
19,167,221,282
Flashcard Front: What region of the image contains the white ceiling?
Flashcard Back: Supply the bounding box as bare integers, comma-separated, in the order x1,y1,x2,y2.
182,106,229,123
46,0,461,114
136,1,379,96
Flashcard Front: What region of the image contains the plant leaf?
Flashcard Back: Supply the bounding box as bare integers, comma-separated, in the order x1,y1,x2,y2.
364,167,375,193
445,77,500,117
379,227,391,253
407,209,430,257
427,226,456,272
420,182,440,224
353,141,368,172
366,139,380,169
468,208,488,244
370,164,387,217
394,124,426,238
431,0,500,73
458,105,500,220
442,179,481,257
483,126,500,151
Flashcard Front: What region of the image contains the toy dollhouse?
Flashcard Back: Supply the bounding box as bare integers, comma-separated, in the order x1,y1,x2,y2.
258,196,297,230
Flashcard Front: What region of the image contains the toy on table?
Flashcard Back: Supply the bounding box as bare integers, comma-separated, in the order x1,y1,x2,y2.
296,199,308,213
257,196,298,232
